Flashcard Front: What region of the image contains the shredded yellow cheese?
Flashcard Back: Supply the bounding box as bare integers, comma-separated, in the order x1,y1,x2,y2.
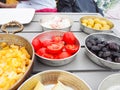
0,42,31,90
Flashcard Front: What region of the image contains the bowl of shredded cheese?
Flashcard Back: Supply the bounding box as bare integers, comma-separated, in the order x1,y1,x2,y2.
0,34,35,90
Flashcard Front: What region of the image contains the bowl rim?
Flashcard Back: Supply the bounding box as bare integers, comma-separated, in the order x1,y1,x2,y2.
18,70,92,90
98,73,120,90
80,15,114,31
32,30,81,61
85,33,120,65
39,15,73,30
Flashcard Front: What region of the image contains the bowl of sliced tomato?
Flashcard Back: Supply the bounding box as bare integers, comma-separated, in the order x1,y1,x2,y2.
32,30,80,66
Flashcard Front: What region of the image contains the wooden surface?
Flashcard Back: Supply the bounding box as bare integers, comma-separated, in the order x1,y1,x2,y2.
1,13,120,90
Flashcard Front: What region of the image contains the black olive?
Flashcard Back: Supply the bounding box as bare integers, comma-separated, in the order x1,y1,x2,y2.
96,39,102,44
112,52,120,57
89,39,96,45
86,42,92,49
114,57,120,63
108,42,119,51
102,41,108,46
97,44,105,49
98,51,104,58
103,51,111,58
102,47,108,52
91,46,101,51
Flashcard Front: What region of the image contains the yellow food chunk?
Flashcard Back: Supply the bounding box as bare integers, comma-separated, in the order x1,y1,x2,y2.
0,42,7,48
94,18,101,24
100,20,107,26
101,24,110,30
93,23,102,30
82,23,87,26
87,24,92,28
81,19,88,24
52,81,67,90
34,81,45,90
87,18,94,26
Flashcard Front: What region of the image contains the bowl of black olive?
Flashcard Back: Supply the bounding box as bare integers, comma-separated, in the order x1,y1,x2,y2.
85,33,120,69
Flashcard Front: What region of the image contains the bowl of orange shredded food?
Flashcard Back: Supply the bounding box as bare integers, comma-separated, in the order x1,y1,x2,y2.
0,34,35,90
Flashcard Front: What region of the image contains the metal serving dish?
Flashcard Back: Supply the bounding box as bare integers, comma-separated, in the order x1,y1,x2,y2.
80,16,114,34
85,33,120,69
32,30,80,66
18,70,91,90
0,21,35,90
40,15,73,31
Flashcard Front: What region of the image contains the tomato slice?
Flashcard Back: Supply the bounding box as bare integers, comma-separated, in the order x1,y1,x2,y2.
43,53,54,59
58,51,71,59
32,38,42,51
52,36,63,42
57,41,65,45
36,47,46,56
63,32,76,44
46,43,63,54
42,39,53,47
65,44,79,54
36,48,54,59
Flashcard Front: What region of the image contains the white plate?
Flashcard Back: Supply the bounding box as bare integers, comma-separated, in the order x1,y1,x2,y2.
98,73,120,90
0,8,35,25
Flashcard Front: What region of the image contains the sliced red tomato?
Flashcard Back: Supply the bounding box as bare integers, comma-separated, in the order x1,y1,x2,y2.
43,53,54,59
32,38,42,51
52,36,63,42
63,32,76,44
36,47,46,56
52,41,65,46
53,54,59,59
36,48,54,59
58,51,71,59
57,41,65,45
46,43,63,54
65,44,79,54
42,39,53,47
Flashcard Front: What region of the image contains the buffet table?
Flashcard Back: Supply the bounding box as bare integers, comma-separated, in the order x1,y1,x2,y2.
1,13,120,90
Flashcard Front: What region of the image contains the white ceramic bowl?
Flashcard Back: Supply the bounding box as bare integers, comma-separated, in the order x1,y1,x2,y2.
98,73,120,90
18,70,91,90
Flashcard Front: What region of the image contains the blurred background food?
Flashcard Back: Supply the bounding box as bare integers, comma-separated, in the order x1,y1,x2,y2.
81,18,110,30
41,16,71,29
80,16,114,34
40,15,73,31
